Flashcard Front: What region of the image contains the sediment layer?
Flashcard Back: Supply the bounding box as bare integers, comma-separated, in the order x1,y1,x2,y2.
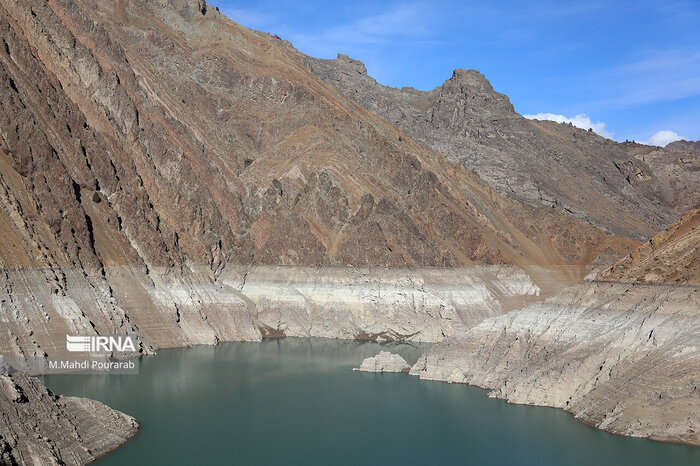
411,282,700,445
0,264,547,358
0,372,138,465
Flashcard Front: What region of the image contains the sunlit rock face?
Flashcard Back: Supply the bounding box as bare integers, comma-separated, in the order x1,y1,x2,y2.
411,282,700,445
0,372,138,464
356,351,410,373
598,208,700,285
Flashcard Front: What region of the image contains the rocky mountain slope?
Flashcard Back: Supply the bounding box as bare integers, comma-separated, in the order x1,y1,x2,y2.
0,373,138,464
598,209,699,284
0,0,696,457
412,213,699,445
308,55,700,239
666,139,700,155
0,0,637,359
0,0,631,275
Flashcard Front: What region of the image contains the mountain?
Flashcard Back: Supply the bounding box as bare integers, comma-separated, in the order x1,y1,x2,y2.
0,0,697,456
598,208,699,284
0,0,641,359
665,139,700,155
0,0,632,275
308,55,700,239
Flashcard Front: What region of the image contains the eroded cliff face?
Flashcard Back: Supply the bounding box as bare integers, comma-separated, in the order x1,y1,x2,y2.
308,55,700,239
411,282,700,445
598,209,699,285
0,264,550,358
0,373,138,465
409,213,700,445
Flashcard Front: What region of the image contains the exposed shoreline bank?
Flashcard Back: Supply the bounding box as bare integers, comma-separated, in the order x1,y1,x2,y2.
2,267,698,463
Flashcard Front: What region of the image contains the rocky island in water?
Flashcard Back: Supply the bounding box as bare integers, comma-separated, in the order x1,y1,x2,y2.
0,0,697,464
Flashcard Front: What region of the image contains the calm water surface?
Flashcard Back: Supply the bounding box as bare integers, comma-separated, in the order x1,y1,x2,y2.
42,339,699,465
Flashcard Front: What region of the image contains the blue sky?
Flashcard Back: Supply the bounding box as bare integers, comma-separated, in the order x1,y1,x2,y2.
210,0,700,145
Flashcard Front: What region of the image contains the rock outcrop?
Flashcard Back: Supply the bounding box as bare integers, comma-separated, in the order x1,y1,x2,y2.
356,351,410,372
0,264,550,357
598,209,699,284
666,139,700,155
411,282,700,445
0,373,138,464
308,55,700,239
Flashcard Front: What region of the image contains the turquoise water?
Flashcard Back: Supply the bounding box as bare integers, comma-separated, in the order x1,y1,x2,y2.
42,339,699,465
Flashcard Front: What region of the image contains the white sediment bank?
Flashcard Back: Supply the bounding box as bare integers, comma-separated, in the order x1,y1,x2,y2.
410,282,700,445
0,265,543,357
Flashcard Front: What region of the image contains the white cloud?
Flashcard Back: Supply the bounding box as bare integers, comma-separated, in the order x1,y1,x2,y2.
641,130,685,147
523,112,612,138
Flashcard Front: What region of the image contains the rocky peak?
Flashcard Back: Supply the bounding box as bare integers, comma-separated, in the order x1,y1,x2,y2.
309,47,698,238
434,68,515,115
665,139,700,156
447,69,494,90
334,53,368,76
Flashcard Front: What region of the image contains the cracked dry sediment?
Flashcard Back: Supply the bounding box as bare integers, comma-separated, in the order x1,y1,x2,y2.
0,373,138,465
410,282,700,445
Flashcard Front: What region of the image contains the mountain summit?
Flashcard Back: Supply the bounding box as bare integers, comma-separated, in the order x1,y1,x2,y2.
309,54,699,239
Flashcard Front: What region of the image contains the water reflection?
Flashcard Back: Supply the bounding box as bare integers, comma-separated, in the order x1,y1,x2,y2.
42,339,698,466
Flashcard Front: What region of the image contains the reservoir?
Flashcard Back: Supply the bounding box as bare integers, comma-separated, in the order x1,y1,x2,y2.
42,339,699,465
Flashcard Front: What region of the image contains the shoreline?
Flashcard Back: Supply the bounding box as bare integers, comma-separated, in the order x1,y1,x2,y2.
3,272,698,461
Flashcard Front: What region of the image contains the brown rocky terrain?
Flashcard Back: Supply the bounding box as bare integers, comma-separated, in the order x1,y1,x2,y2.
0,372,138,464
598,209,699,284
308,55,700,239
666,139,700,155
0,0,634,277
0,0,637,359
0,0,696,459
